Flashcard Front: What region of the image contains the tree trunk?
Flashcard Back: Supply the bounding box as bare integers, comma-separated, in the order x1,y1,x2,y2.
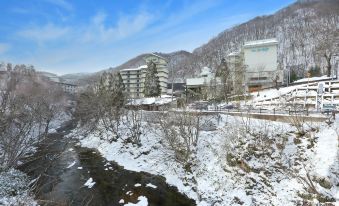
325,53,332,77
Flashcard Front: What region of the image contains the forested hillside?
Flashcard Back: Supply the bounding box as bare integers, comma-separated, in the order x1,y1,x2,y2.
110,0,339,80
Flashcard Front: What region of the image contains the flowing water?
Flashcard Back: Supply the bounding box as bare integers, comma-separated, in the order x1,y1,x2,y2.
20,121,195,206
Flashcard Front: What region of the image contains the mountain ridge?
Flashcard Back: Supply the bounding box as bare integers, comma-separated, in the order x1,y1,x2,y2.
68,0,339,84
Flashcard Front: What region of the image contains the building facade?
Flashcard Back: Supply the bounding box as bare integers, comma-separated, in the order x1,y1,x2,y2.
242,38,282,92
120,54,169,98
227,38,283,92
227,51,246,95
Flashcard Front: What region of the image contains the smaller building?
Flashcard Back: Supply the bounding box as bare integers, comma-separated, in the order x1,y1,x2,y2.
56,82,77,94
186,67,214,100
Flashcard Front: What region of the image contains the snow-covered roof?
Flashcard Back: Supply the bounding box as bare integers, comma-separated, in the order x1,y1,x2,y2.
121,65,147,71
186,78,206,86
228,51,240,56
244,38,278,48
128,96,175,106
200,67,212,76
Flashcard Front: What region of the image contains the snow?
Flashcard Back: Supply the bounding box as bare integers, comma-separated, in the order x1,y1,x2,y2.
228,51,240,56
312,128,338,177
134,183,142,187
0,168,37,206
124,196,148,206
77,167,83,170
146,183,157,189
119,199,125,203
121,65,145,72
66,160,76,168
244,38,278,47
186,78,206,86
73,112,339,205
294,75,329,83
127,96,175,106
84,177,96,188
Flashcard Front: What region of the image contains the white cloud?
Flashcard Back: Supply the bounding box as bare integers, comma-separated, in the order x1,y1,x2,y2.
0,43,10,54
18,23,70,43
82,11,153,43
44,0,73,11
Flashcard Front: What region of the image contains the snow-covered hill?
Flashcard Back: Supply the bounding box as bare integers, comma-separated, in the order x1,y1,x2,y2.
103,0,338,80
74,113,339,205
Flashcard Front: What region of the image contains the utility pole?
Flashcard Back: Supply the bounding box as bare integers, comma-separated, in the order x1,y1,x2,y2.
171,66,174,101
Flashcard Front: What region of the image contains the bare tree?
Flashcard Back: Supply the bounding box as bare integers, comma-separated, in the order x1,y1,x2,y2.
123,107,143,146
153,111,201,167
0,69,67,168
75,71,126,142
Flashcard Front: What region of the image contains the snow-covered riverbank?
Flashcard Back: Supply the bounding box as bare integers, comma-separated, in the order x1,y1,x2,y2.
74,114,338,205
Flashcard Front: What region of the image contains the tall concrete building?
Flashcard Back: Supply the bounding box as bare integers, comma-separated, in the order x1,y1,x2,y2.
242,38,282,92
120,54,169,98
228,38,282,92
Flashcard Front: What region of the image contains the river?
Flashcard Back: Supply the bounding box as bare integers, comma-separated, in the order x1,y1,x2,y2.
19,121,195,206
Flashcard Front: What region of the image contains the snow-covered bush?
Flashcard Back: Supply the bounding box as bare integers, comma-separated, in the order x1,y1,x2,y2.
0,168,37,206
152,111,201,167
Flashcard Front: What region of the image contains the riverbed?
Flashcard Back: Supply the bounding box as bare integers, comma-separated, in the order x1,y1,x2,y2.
19,121,195,206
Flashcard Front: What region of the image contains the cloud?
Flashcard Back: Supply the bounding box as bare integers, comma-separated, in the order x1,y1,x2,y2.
18,23,70,43
141,0,222,37
0,43,10,54
44,0,73,11
82,11,153,43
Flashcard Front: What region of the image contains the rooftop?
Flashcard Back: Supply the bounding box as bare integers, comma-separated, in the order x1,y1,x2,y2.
244,38,278,48
121,65,147,72
228,51,240,56
186,78,206,86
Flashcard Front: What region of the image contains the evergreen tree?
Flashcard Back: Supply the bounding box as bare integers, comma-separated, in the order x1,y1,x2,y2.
144,61,161,97
98,71,125,107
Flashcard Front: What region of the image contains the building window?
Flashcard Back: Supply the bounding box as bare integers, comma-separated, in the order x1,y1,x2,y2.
250,77,268,81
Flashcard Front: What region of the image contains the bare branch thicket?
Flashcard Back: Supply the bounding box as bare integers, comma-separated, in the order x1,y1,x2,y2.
0,70,67,168
153,111,201,167
74,72,126,142
123,107,143,146
287,105,307,136
223,117,288,173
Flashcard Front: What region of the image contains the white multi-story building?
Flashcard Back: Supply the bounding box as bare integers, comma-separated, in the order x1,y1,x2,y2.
227,38,283,92
120,54,169,98
242,38,283,92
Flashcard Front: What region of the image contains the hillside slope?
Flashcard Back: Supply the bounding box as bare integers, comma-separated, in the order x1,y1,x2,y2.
109,0,338,80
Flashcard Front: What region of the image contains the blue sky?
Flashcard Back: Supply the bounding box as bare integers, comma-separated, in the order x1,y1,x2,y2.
0,0,295,75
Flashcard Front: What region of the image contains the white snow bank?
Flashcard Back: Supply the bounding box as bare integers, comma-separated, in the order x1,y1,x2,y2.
124,196,148,206
75,114,338,205
294,75,329,83
313,128,338,177
127,96,175,106
84,177,96,188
